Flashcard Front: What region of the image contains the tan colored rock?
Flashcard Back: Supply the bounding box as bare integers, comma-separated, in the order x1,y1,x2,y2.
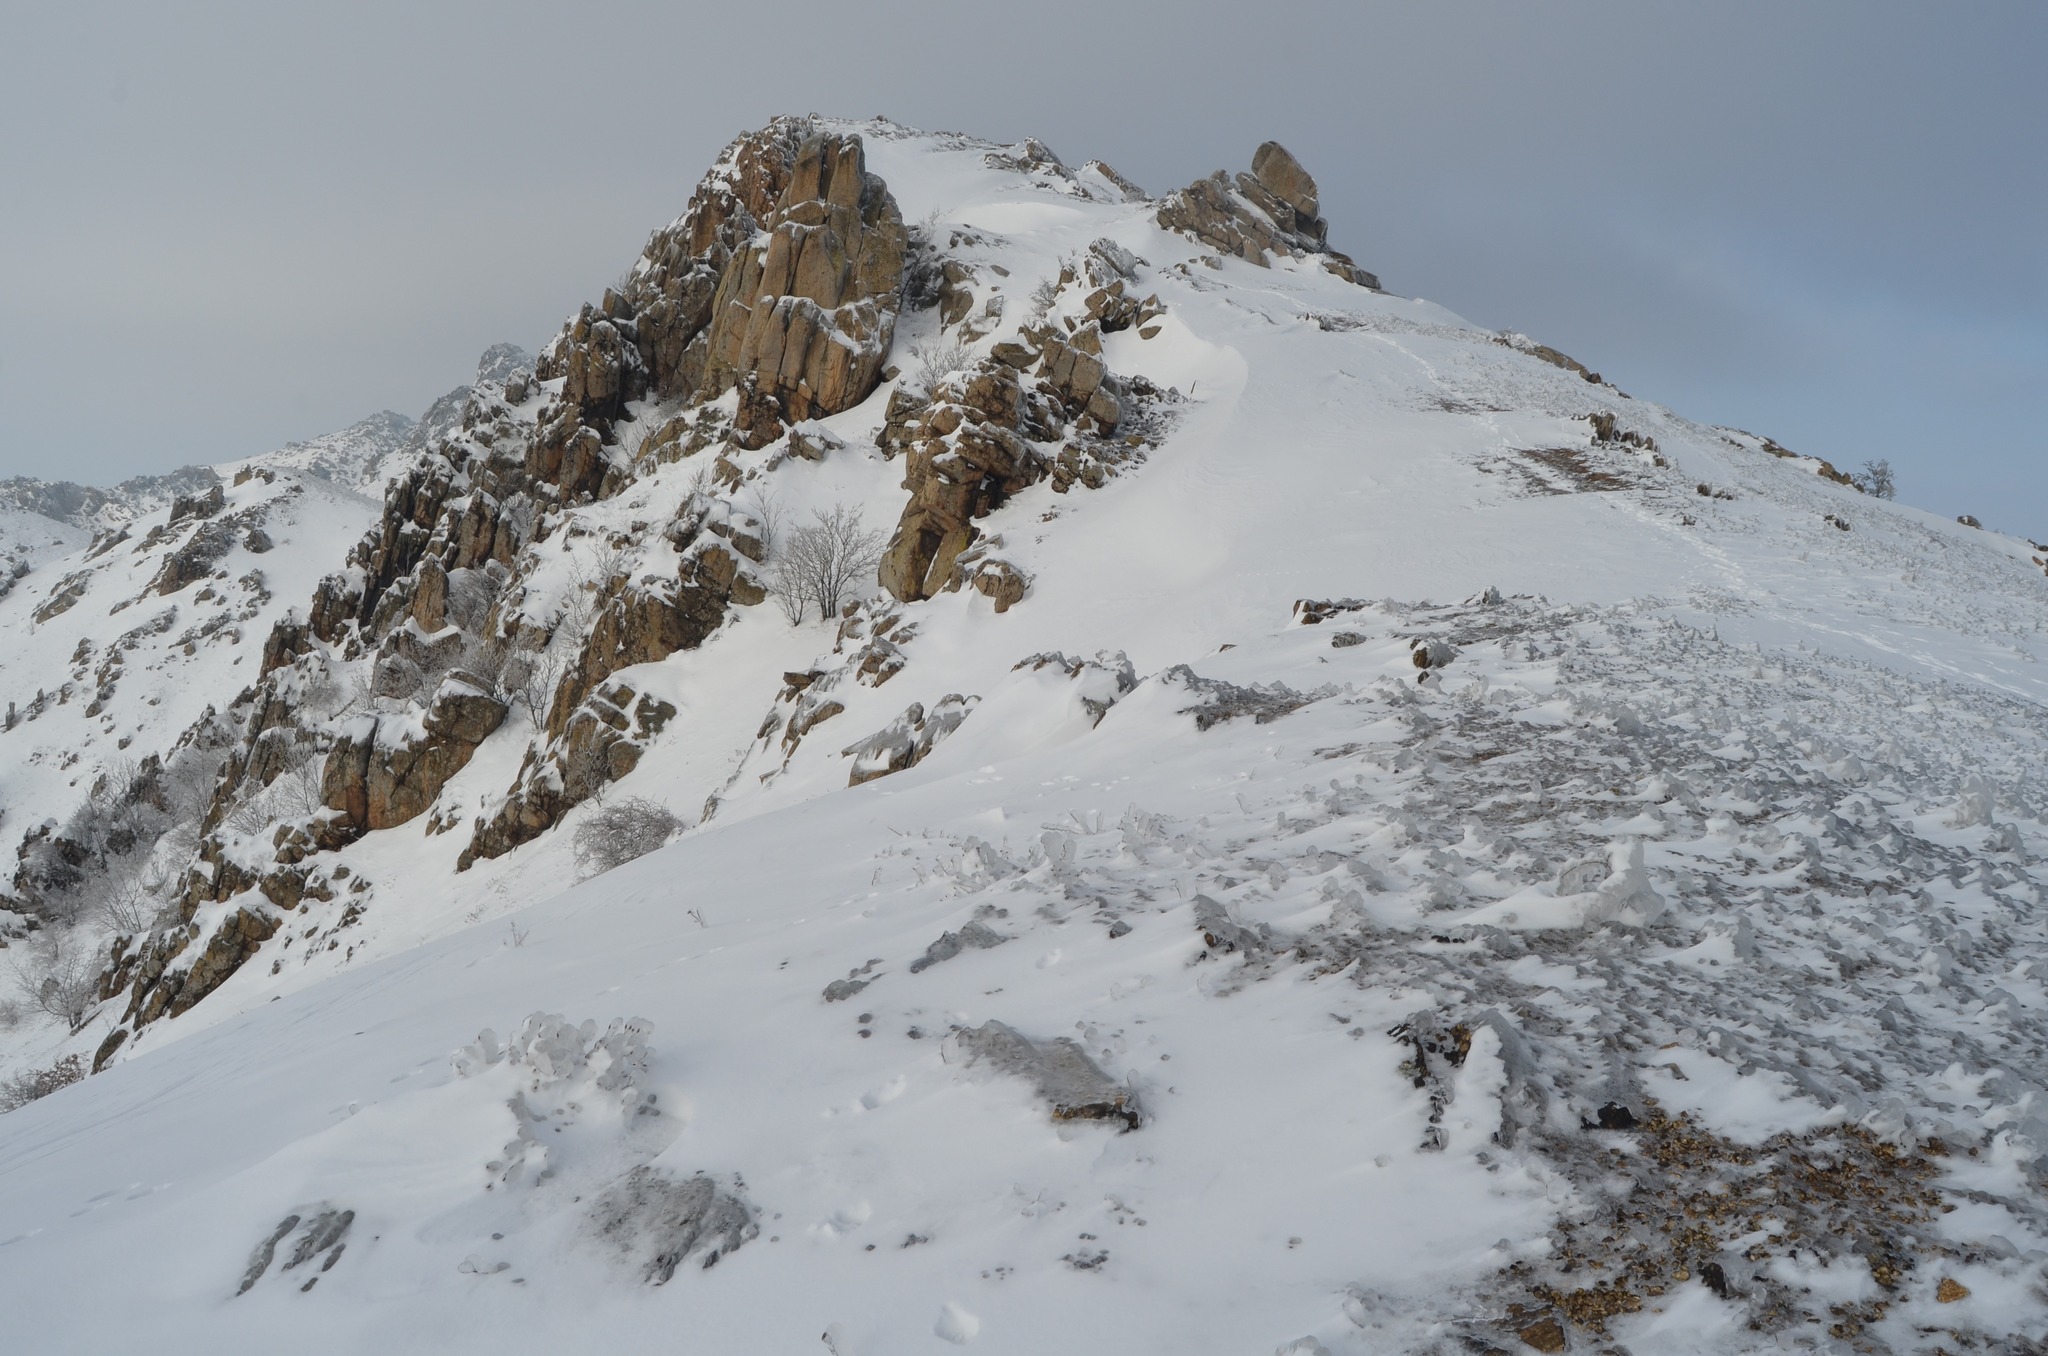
159,906,279,1020
693,133,907,427
321,675,506,833
967,559,1028,612
1156,143,1378,289
465,511,757,866
411,558,449,631
1250,141,1319,221
880,324,1152,603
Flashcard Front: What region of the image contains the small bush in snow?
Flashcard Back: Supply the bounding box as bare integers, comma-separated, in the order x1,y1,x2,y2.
572,798,683,878
908,337,975,395
0,1053,84,1112
1028,275,1061,319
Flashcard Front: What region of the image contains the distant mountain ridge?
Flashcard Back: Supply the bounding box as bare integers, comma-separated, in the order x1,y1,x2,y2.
0,343,534,537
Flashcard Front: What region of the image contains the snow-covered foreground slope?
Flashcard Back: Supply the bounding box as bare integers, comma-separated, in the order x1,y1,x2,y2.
2,118,2046,1353
6,598,2047,1353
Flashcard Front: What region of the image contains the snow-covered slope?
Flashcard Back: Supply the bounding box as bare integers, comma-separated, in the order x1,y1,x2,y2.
2,118,2045,1355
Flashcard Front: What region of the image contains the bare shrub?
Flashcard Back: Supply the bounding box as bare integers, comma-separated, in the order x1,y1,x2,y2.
506,647,566,727
768,505,886,625
6,931,100,1031
19,757,182,922
741,489,784,560
445,564,506,633
557,563,599,643
590,540,636,592
455,630,511,690
98,864,173,935
572,797,683,878
559,732,617,806
909,337,975,394
223,752,322,837
0,1054,84,1112
1028,275,1061,320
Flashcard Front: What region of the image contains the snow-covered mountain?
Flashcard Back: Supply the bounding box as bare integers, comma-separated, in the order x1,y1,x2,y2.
1,117,2045,1355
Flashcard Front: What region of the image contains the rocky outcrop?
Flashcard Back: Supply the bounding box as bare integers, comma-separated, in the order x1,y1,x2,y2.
840,694,978,786
1156,141,1377,288
532,122,905,460
79,120,939,1041
320,673,506,835
878,359,1050,601
543,504,764,741
947,1020,1142,1130
31,570,90,623
879,316,1168,603
168,483,226,525
108,904,281,1027
460,678,676,867
689,133,907,445
620,118,814,401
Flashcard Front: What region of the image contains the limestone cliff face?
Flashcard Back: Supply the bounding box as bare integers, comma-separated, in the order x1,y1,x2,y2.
690,133,907,446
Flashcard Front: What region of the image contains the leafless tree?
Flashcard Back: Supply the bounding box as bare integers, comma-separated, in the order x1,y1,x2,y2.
223,753,322,836
506,647,567,727
769,504,886,624
740,488,784,560
1856,458,1896,500
6,930,99,1031
98,864,173,935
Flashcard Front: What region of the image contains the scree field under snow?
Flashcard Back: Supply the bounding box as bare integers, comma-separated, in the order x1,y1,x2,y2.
1,119,2046,1355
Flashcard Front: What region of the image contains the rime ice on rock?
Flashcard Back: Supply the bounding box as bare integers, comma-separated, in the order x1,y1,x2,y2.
947,1020,1141,1130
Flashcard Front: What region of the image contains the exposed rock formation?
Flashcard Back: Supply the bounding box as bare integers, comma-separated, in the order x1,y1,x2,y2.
878,358,1050,601
878,305,1167,604
107,904,281,1027
78,116,1152,1043
690,133,907,444
840,694,978,786
320,673,507,835
620,118,815,402
947,1019,1142,1130
461,677,677,868
1156,141,1378,288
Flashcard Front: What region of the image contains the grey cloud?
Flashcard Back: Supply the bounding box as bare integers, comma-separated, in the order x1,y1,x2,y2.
1,0,2041,526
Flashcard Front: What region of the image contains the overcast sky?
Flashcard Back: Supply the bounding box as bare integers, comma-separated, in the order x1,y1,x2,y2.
3,1,2042,528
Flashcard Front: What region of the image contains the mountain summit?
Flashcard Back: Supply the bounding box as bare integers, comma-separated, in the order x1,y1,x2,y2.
1,118,2044,1354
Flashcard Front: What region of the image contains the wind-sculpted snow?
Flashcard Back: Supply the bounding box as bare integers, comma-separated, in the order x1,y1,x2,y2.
3,592,2047,1350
